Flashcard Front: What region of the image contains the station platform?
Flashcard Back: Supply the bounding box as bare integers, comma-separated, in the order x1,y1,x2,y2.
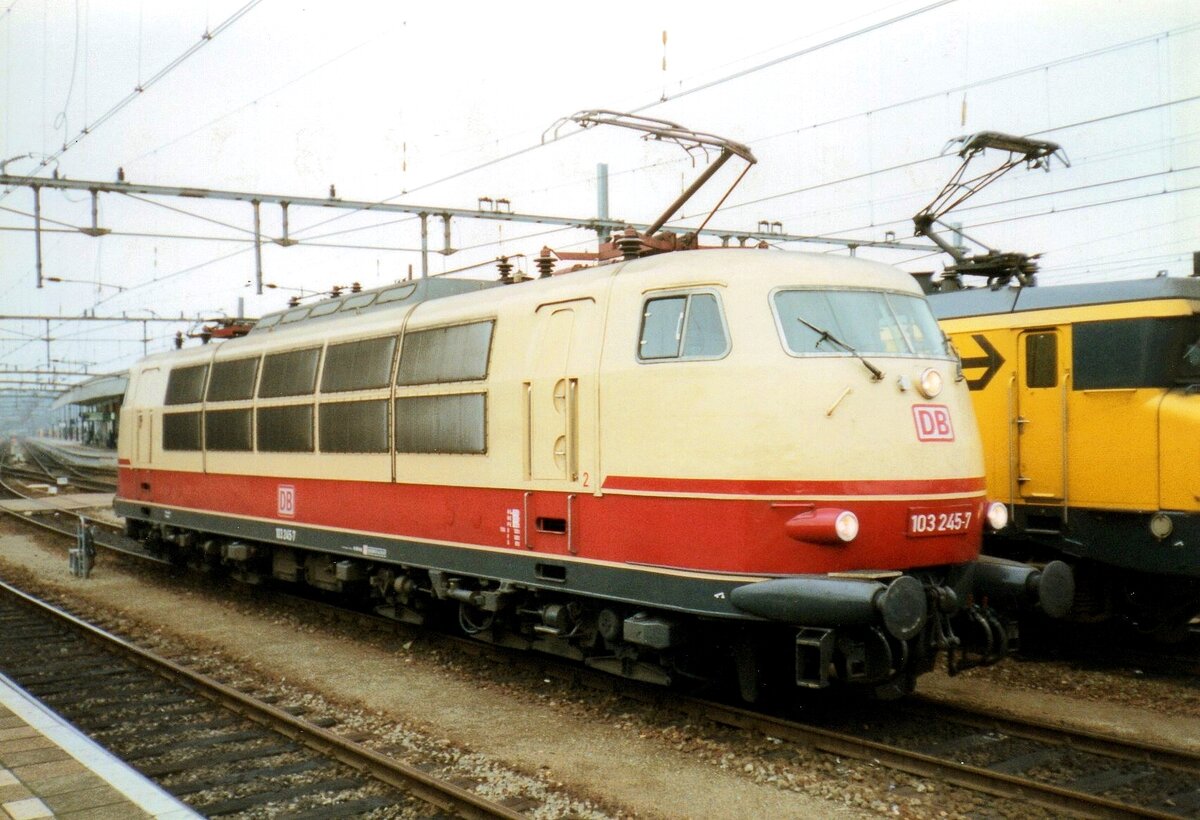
0,494,121,531
0,495,115,516
19,439,117,472
0,673,197,819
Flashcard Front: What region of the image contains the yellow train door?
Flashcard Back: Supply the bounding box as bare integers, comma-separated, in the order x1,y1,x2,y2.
1016,329,1066,503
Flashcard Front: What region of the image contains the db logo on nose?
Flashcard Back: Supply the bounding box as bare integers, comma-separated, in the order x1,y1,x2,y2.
277,485,296,517
912,404,955,441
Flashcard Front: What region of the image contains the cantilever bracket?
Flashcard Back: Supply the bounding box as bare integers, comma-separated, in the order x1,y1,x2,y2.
77,190,111,238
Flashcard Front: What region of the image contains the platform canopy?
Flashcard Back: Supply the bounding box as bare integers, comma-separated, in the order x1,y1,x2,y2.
50,373,128,411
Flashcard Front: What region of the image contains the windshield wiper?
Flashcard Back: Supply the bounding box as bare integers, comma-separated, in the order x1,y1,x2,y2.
796,317,884,381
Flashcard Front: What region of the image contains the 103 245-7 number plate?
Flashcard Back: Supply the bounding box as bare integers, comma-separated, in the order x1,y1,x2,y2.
907,505,973,537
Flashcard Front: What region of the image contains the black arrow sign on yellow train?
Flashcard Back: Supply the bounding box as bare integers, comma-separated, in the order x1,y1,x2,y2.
960,333,1005,391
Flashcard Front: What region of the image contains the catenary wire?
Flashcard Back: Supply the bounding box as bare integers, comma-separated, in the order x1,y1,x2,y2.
0,0,264,199
284,1,960,240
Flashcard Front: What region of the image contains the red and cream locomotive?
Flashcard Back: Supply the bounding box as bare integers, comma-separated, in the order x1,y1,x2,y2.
116,245,1071,700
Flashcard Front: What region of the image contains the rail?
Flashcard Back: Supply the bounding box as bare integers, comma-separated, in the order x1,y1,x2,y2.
0,579,526,819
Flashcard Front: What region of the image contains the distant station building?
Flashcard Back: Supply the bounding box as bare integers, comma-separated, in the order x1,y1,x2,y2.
51,372,128,450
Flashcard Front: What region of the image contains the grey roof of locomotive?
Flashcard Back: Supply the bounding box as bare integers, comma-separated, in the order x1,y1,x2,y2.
250,276,499,334
928,276,1200,320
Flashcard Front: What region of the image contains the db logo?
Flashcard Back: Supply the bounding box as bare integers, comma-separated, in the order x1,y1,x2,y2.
277,485,296,517
912,404,955,441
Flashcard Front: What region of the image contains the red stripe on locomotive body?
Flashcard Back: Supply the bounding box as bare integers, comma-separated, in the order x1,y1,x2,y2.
600,475,986,496
119,467,984,575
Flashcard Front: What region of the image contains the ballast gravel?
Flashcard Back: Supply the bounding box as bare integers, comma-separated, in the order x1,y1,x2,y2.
1,515,1197,819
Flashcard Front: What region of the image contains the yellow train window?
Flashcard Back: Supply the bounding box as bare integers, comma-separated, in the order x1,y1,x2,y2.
1025,333,1057,388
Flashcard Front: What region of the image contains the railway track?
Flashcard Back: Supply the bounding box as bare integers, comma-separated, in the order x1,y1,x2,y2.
1016,619,1200,679
3,441,1199,817
4,437,118,493
106,562,1200,819
234,585,1200,818
0,579,529,819
684,695,1200,819
438,619,1200,818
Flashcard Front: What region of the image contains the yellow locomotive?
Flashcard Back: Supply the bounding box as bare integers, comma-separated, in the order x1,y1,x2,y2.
914,131,1199,640
930,278,1200,639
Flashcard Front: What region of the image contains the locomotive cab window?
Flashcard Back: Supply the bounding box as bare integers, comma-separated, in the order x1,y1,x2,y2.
638,292,729,361
165,364,208,405
1074,315,1200,389
773,289,948,358
1184,330,1200,381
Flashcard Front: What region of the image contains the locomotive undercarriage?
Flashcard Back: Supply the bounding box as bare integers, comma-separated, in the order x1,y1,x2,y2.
127,519,1017,701
988,526,1200,644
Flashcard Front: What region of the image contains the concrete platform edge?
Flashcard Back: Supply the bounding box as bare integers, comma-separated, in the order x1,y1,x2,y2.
0,671,199,819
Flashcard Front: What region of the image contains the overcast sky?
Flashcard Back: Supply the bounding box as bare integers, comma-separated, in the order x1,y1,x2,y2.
1,0,1197,379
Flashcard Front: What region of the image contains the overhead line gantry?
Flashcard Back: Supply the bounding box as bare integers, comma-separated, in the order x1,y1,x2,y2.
0,170,930,294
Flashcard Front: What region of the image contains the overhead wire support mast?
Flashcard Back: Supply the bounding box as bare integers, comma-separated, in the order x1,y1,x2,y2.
913,131,1070,288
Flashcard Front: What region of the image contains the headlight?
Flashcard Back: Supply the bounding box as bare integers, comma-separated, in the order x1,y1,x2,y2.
834,510,859,542
918,367,943,399
1149,512,1173,539
986,501,1008,531
784,508,859,544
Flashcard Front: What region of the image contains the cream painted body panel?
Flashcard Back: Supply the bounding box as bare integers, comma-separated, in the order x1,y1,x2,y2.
120,249,981,495
598,254,980,485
